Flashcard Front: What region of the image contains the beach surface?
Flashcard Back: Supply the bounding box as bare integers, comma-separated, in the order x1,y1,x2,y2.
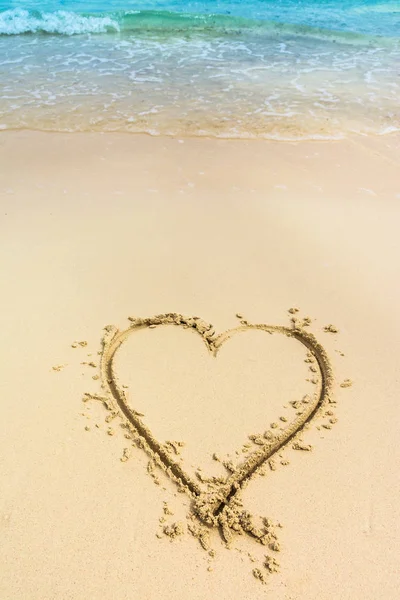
0,130,399,599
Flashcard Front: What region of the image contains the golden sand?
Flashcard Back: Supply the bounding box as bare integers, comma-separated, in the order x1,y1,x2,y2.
73,309,343,582
1,131,399,599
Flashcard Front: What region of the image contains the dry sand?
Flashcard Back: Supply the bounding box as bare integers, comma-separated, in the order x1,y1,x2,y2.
0,131,400,599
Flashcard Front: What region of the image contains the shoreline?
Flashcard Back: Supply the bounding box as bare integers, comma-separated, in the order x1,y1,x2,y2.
2,126,400,144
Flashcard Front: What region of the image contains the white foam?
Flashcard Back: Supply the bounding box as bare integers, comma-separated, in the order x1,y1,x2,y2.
0,8,120,36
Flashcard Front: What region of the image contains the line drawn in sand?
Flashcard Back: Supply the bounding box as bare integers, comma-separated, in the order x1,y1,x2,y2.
86,312,335,557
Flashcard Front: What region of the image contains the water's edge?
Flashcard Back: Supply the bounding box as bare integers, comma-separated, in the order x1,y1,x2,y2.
1,4,399,140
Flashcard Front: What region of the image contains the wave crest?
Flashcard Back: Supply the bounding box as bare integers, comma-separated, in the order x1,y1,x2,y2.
0,7,397,47
0,8,120,35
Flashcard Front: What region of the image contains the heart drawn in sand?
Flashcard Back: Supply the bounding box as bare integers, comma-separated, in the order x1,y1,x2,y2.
96,313,334,546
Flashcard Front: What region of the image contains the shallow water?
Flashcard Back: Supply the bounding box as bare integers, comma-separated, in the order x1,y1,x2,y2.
1,1,399,139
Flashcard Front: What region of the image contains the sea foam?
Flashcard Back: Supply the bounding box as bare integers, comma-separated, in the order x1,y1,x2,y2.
0,8,120,35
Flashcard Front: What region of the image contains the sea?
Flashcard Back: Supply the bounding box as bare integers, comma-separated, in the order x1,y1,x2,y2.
0,1,399,140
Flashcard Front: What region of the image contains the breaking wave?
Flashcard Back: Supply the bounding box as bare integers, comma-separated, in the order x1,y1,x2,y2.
0,7,397,47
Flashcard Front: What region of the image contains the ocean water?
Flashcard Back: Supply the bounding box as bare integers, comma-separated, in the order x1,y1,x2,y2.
0,1,399,139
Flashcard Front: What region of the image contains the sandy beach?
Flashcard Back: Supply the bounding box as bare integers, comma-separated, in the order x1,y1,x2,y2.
1,130,399,599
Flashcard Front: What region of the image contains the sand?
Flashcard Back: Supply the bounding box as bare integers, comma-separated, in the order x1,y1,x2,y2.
1,130,400,599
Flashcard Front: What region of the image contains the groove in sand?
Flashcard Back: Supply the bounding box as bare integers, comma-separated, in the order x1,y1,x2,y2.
98,313,334,542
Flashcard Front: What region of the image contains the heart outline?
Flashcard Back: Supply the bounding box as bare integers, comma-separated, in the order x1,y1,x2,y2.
99,313,334,538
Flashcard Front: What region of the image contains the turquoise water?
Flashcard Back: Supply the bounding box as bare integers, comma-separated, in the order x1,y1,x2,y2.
0,1,399,138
